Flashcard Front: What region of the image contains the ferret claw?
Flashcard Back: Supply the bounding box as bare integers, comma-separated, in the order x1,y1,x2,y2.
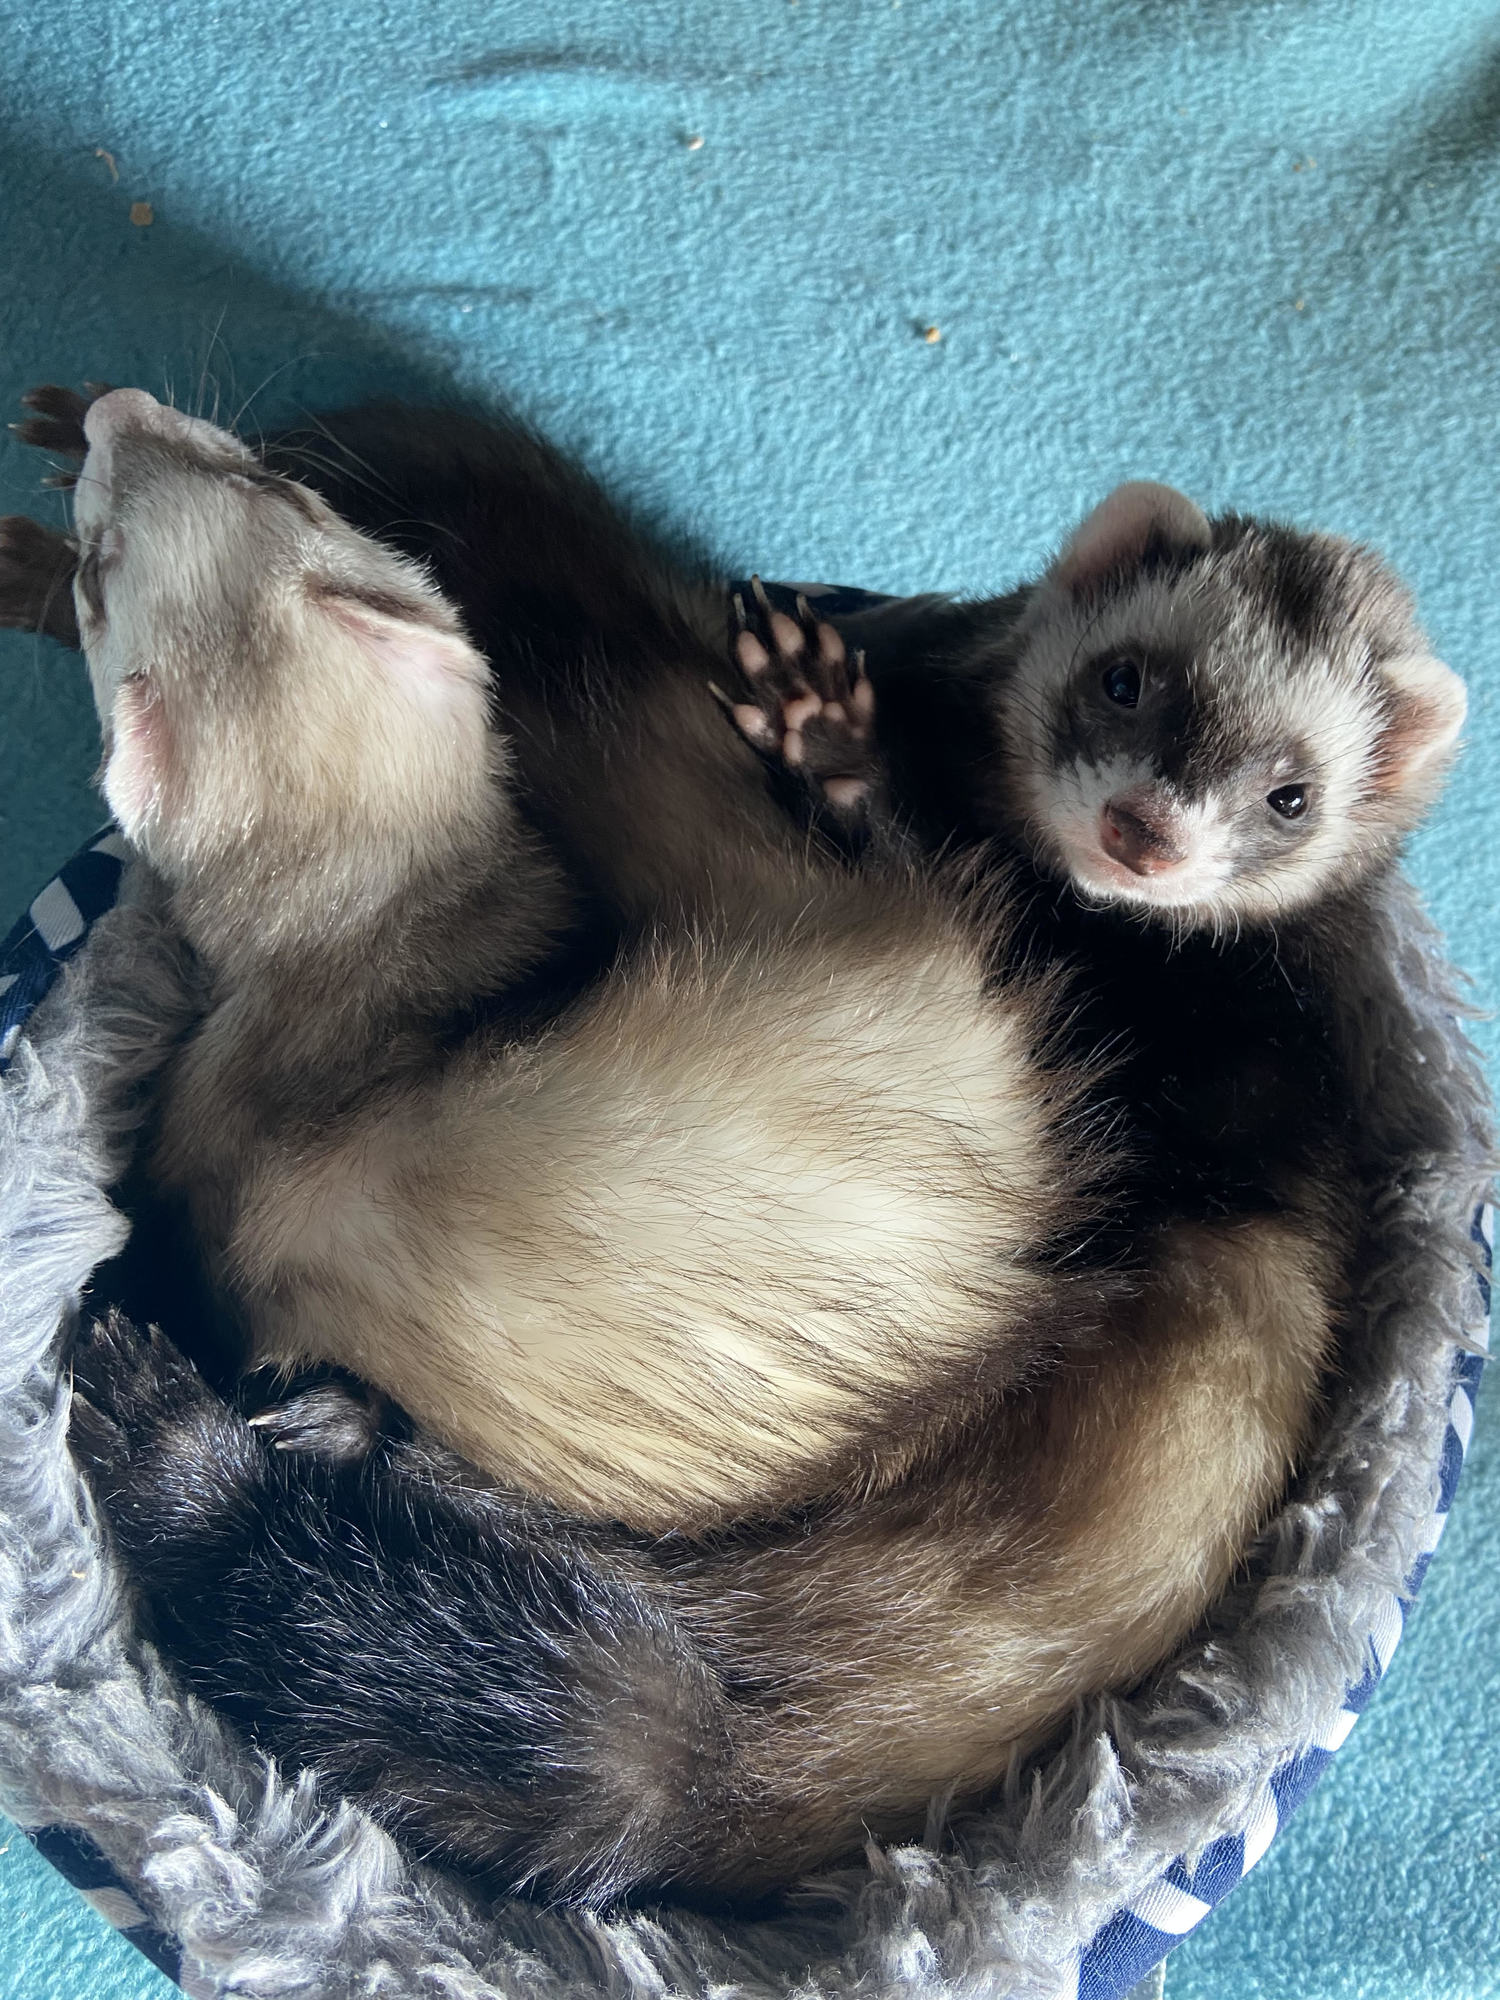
246,1377,389,1466
721,578,880,820
15,383,104,461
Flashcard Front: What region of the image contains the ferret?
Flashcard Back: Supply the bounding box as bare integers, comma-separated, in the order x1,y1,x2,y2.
804,475,1465,927
2,391,1465,1903
229,413,1461,1277
5,385,1103,1537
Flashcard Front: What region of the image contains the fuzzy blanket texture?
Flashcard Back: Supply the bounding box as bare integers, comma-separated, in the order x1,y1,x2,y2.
0,1,1497,1995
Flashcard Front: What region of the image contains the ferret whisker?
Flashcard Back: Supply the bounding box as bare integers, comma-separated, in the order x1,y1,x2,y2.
1063,594,1116,682
271,437,403,514
193,308,232,424
227,355,314,436
280,411,408,508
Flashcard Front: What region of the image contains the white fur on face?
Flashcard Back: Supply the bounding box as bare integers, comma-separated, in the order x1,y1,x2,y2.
70,397,502,946
1002,550,1437,928
1041,757,1239,912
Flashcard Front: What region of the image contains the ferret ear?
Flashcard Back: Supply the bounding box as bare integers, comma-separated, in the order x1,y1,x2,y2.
320,597,491,732
1373,652,1467,797
1051,482,1213,594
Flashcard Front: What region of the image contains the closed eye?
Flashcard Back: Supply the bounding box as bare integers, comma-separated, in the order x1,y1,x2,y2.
75,540,117,622
306,577,444,626
230,468,325,523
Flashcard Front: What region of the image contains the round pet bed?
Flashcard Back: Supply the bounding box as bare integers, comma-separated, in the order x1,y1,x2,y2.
0,823,1490,2000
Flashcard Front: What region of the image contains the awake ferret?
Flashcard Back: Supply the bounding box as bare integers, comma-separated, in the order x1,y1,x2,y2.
2,389,1465,1901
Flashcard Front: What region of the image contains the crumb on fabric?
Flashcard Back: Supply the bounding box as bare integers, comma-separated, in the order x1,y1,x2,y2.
685,133,705,150
130,201,154,227
923,325,942,344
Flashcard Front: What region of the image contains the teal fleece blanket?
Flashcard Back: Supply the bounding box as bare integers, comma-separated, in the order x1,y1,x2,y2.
0,3,1495,1995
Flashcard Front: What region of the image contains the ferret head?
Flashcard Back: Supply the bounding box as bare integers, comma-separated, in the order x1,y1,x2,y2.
1000,481,1467,927
70,389,501,958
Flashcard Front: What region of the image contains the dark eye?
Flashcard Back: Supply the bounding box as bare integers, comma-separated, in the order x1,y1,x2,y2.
1100,658,1141,708
1267,784,1309,820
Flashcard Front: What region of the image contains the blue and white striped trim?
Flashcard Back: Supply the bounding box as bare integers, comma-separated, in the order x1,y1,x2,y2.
1,829,186,1984
18,1822,182,1987
0,826,131,1072
1,832,1488,2000
1072,1204,1492,2000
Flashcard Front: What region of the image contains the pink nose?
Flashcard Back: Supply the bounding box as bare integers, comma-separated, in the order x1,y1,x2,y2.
1100,797,1186,876
83,387,170,446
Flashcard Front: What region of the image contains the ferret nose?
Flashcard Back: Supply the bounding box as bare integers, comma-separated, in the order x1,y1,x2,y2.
1100,796,1187,876
83,387,166,446
82,390,249,469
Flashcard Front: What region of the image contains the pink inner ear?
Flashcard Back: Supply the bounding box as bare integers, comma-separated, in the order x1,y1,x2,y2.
102,675,172,833
1052,481,1213,594
325,599,490,719
1373,654,1467,795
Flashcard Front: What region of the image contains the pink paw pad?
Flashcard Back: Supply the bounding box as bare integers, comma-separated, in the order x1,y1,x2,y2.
715,577,879,817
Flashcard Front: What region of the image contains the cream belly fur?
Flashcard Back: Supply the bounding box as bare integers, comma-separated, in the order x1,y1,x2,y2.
225,894,1069,1530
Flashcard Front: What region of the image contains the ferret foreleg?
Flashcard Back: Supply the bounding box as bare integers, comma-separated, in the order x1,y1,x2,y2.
719,579,886,828
0,514,79,648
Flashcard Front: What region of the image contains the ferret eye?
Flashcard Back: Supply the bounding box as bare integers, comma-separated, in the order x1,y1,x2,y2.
1100,658,1142,708
75,543,110,622
1267,784,1309,819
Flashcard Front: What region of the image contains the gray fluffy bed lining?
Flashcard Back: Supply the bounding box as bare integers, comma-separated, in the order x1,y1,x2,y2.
0,860,1490,2000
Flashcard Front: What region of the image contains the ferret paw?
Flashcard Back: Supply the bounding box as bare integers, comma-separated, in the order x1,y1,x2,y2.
11,382,107,469
70,1311,278,1583
244,1372,391,1466
719,579,881,819
68,1309,222,1482
0,514,80,647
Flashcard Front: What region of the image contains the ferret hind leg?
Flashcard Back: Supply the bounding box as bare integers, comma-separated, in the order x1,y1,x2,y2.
68,1308,736,1905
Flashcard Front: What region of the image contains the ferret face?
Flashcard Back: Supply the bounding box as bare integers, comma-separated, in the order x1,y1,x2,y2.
70,390,499,940
1003,483,1466,928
